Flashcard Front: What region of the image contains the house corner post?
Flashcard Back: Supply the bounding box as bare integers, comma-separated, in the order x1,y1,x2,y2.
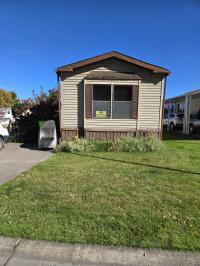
160,76,167,140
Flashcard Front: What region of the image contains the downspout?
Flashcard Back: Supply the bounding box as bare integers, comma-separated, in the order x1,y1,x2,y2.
160,76,167,140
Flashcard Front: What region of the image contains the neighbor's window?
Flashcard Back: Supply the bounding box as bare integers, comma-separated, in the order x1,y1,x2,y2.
112,85,132,118
93,85,111,118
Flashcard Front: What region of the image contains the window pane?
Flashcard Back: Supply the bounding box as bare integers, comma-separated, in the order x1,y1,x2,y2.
93,101,111,118
113,101,131,119
113,86,132,118
114,85,132,101
93,85,111,101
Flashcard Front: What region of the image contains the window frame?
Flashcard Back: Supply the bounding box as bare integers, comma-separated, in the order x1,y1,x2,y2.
112,85,132,119
92,84,112,119
85,81,137,120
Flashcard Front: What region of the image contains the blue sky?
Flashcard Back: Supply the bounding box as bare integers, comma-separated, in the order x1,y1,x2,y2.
0,0,200,99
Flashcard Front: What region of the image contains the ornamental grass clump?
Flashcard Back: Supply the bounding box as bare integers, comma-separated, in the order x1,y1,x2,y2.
56,138,112,152
56,135,163,153
111,135,163,152
88,139,113,152
56,138,89,152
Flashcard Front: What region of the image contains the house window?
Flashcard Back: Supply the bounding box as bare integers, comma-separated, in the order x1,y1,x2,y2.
93,85,111,118
112,85,132,118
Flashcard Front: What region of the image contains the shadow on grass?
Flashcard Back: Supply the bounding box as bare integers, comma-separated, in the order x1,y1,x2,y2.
73,152,200,176
163,130,200,141
173,141,200,145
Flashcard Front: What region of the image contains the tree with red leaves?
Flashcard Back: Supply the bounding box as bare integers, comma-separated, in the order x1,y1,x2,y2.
11,89,59,143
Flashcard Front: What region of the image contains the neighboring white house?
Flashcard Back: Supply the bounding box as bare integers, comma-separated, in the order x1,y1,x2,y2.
0,107,14,128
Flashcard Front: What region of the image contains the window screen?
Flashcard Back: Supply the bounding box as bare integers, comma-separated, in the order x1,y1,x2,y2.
113,85,132,119
93,85,111,118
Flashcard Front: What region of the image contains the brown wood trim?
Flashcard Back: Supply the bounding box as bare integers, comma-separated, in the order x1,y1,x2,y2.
85,71,141,80
61,129,78,140
61,128,84,140
85,118,136,120
131,85,139,119
85,129,161,140
56,51,170,75
61,127,79,131
61,128,161,140
85,128,160,132
85,84,93,118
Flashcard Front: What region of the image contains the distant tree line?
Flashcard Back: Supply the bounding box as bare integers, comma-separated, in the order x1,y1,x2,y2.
0,89,15,108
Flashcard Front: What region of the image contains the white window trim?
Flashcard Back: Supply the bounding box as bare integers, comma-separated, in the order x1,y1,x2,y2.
85,79,138,85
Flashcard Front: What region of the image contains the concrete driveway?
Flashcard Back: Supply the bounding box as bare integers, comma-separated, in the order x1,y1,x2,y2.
0,143,53,185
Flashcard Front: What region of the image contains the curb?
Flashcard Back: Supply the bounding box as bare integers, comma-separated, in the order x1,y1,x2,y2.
0,236,200,266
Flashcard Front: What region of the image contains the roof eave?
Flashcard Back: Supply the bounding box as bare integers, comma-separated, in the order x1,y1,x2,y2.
153,70,171,75
56,65,73,73
55,51,171,75
56,68,170,75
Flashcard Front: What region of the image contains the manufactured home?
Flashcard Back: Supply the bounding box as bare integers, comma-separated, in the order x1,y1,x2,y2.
56,51,170,140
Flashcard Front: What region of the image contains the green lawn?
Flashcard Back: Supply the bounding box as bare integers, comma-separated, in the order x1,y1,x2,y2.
0,136,200,250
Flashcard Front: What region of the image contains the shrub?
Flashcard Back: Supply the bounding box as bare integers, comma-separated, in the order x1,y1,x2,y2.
56,138,112,153
11,89,59,143
56,136,162,153
55,138,87,152
88,139,113,152
111,136,163,152
0,89,14,108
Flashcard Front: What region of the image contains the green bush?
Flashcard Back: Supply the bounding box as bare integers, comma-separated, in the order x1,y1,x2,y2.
56,136,162,153
88,139,113,152
111,136,163,152
56,138,89,152
56,138,112,153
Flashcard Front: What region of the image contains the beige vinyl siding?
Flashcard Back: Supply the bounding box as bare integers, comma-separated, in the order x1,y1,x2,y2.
60,83,78,128
60,58,164,131
85,80,139,85
138,76,163,129
61,59,141,129
85,119,137,129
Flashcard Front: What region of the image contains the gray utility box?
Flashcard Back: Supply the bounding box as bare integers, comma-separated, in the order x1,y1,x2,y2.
38,120,57,149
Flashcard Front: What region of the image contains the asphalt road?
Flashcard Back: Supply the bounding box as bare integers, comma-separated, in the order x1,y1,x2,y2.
0,142,53,185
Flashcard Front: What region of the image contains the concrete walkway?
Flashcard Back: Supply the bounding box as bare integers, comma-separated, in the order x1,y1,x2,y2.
0,237,200,266
0,143,53,185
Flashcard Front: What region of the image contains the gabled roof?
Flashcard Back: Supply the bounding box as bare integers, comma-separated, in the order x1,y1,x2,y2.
56,51,170,75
